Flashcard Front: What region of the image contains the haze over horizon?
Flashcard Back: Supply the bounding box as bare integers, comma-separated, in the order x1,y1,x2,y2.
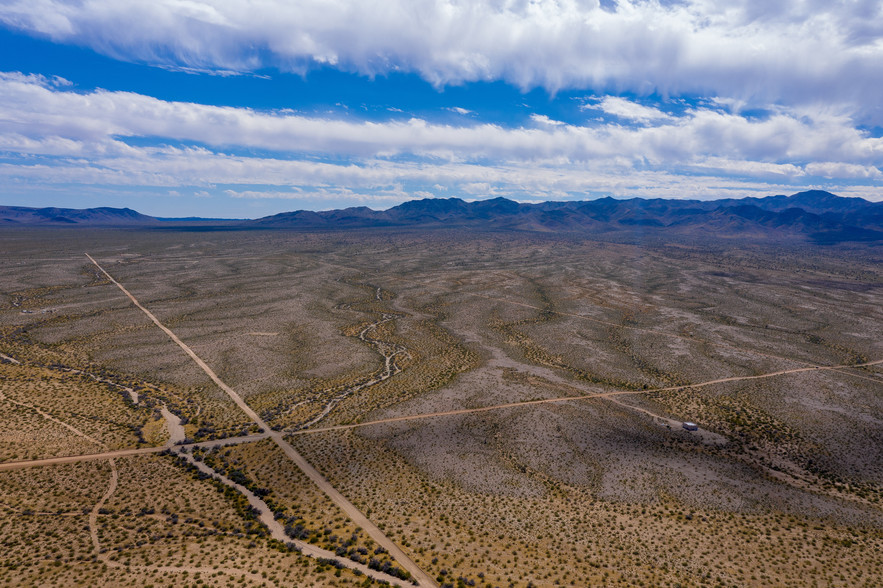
1,1,882,218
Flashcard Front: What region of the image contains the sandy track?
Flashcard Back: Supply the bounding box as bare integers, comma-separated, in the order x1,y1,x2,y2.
4,352,879,471
294,357,883,436
89,458,118,553
86,254,437,588
0,389,106,449
0,446,164,471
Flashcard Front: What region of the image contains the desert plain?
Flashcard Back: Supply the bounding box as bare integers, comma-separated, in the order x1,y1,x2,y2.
0,226,881,587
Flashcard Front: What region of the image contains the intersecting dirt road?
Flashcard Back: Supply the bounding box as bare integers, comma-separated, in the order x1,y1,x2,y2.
85,253,437,588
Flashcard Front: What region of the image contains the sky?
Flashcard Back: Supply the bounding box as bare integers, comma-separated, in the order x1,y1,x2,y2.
0,0,882,218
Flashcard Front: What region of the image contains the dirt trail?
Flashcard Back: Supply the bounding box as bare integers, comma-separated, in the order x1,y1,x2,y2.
86,254,437,588
293,357,883,436
0,447,164,471
2,345,877,475
604,395,727,444
473,338,718,439
83,451,283,588
1,352,140,404
89,458,118,553
0,389,106,448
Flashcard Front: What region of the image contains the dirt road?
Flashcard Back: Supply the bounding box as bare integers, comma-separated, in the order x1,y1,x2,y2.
86,253,437,588
0,435,269,471
3,350,878,473
293,357,883,436
0,446,165,471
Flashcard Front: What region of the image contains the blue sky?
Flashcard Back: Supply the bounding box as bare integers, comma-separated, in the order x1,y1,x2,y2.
1,1,882,218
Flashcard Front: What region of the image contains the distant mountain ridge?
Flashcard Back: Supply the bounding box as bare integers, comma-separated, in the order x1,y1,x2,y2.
248,190,883,243
0,205,158,226
1,191,881,244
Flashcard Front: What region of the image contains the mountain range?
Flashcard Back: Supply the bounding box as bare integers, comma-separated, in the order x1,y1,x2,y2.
2,191,881,244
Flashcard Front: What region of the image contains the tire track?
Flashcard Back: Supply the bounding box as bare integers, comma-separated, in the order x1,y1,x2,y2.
0,389,106,449
89,458,118,554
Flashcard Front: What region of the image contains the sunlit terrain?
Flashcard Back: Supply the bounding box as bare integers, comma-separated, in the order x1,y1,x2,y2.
1,227,881,587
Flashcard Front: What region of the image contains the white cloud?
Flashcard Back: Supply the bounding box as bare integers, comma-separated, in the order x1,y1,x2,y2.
804,162,883,180
588,97,672,123
445,107,473,115
1,1,882,120
689,158,805,179
0,71,880,204
225,187,410,203
5,71,880,167
530,114,565,126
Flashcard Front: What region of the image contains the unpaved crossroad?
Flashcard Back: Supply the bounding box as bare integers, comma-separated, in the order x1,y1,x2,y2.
5,253,868,586
85,254,437,588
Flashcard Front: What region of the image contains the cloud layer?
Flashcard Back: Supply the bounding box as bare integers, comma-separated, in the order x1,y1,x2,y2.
2,0,882,121
0,71,880,209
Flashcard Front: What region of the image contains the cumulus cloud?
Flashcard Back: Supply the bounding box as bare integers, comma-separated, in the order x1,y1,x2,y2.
804,161,883,180
4,71,881,166
0,71,880,203
2,1,882,120
530,114,566,127
587,97,672,123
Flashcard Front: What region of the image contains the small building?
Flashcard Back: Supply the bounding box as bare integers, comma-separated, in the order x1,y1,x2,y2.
682,421,698,431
